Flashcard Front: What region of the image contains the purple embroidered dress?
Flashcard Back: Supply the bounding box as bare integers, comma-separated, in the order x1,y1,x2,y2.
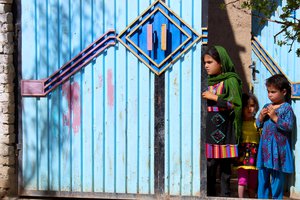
256,102,294,173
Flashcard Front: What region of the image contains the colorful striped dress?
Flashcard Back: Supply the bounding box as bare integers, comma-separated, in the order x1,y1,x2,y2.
205,81,238,158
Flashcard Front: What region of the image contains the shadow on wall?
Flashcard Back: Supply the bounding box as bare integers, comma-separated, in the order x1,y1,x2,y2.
207,0,248,92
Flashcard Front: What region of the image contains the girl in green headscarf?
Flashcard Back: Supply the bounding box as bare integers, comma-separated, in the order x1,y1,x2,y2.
202,45,242,197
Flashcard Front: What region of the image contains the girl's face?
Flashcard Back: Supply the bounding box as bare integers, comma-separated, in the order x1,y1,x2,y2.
243,98,256,121
203,55,222,76
267,85,286,104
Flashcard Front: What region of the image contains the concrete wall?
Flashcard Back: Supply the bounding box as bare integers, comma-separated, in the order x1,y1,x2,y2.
208,0,252,92
0,0,16,198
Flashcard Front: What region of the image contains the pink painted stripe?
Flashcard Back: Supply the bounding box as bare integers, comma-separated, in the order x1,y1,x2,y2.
147,24,152,50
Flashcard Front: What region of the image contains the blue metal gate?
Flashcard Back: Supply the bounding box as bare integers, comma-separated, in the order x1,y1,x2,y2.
19,0,205,198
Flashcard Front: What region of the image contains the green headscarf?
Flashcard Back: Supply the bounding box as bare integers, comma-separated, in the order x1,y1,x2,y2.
207,46,242,143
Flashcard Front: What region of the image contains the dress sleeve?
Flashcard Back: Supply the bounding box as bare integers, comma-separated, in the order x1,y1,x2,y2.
216,98,233,109
256,117,263,129
276,105,295,132
216,77,239,109
256,104,268,128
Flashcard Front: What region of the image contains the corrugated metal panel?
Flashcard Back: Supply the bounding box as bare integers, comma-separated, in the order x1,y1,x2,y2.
21,0,202,198
164,0,201,196
252,0,300,193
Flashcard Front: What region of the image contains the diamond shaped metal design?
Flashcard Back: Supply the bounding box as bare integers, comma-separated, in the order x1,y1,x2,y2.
126,7,191,68
117,0,202,75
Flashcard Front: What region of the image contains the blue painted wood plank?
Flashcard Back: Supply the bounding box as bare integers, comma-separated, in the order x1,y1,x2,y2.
48,0,61,191
192,0,201,195
23,98,38,190
180,0,194,195
126,0,139,194
149,76,155,195
22,0,38,191
103,48,117,193
91,0,105,193
69,0,82,191
147,0,156,188
92,58,105,193
138,67,153,194
167,62,181,195
103,0,116,193
49,92,60,191
115,0,127,194
60,82,72,191
21,0,36,80
81,0,93,192
136,0,153,195
166,0,182,195
36,0,49,190
59,0,72,191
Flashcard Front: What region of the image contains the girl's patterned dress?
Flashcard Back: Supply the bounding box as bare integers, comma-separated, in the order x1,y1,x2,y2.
237,120,259,169
256,102,294,173
206,81,238,159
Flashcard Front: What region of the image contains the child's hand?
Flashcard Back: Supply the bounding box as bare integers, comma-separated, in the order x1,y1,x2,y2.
258,107,268,122
202,90,218,102
267,105,278,122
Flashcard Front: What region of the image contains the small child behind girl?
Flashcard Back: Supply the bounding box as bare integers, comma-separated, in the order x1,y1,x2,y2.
256,74,295,199
237,93,260,198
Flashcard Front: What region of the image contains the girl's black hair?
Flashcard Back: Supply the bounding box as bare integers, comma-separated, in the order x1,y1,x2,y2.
266,74,292,104
242,93,259,114
202,46,221,64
